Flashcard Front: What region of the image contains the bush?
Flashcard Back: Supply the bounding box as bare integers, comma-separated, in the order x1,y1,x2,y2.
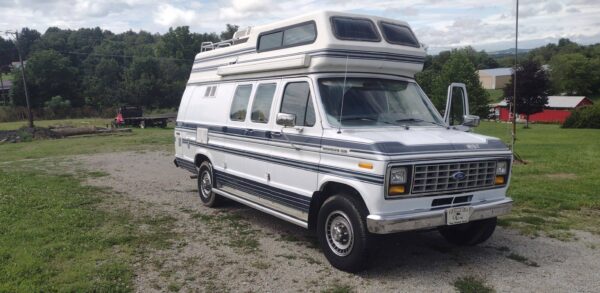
44,95,72,119
562,104,600,128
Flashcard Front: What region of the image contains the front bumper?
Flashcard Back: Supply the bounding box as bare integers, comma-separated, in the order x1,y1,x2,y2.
366,198,513,234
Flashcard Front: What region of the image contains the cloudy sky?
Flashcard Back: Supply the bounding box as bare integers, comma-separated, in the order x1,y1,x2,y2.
1,0,599,53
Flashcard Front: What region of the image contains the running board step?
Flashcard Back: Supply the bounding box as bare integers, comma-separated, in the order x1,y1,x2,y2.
212,188,308,229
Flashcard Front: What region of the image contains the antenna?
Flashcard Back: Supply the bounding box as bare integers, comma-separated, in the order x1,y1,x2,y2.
337,55,349,134
512,0,519,151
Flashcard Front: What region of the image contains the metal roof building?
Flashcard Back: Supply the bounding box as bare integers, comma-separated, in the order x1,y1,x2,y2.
477,67,513,90
491,96,594,123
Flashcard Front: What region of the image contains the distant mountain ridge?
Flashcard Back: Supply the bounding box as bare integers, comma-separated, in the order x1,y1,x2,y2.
488,48,531,57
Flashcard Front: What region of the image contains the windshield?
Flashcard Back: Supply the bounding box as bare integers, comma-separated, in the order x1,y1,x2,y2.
318,77,444,127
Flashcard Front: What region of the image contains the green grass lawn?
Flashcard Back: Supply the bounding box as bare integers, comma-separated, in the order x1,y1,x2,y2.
475,122,600,238
0,118,176,291
486,89,505,102
0,171,134,291
0,118,114,130
0,119,174,162
0,118,598,290
0,73,12,82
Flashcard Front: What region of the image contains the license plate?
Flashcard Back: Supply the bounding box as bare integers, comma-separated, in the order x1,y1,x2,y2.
446,206,472,225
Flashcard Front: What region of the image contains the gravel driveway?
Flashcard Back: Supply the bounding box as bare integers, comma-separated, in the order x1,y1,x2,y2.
79,151,600,292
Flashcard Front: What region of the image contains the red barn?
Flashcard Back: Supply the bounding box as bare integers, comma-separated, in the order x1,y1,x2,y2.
490,96,594,123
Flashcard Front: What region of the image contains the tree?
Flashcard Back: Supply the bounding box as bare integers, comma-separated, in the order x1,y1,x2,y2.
0,37,15,69
549,53,600,96
15,28,41,58
418,52,489,117
503,59,551,128
82,58,123,109
0,37,15,104
156,26,197,61
10,50,78,107
220,24,239,41
44,95,71,118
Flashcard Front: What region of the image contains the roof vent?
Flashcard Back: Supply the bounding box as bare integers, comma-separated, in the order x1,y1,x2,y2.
233,27,252,40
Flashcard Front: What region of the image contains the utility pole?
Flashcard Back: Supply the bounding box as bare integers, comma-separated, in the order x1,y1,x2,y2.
0,69,5,105
6,30,34,128
511,0,519,150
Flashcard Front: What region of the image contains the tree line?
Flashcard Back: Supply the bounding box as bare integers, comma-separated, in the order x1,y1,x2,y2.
416,39,600,120
0,25,238,117
1,24,598,122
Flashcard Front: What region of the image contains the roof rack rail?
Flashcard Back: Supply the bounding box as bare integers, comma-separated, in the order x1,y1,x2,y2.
200,27,252,52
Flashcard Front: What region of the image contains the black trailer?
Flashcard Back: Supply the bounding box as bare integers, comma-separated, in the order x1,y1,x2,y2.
113,106,170,128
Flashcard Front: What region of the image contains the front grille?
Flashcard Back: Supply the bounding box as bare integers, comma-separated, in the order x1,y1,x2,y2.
411,160,497,195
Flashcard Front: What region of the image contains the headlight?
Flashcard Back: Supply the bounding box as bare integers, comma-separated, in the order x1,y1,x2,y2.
496,161,508,175
390,167,407,185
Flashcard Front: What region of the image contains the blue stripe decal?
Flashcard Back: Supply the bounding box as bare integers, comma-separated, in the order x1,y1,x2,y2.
175,122,509,156
182,138,385,184
191,49,425,73
175,157,196,174
214,170,310,212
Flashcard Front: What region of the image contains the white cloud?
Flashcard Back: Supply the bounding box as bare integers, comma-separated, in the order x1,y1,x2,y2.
153,4,197,27
0,0,598,53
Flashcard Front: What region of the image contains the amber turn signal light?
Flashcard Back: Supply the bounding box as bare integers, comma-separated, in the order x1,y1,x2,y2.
389,185,406,195
358,162,373,169
495,176,505,185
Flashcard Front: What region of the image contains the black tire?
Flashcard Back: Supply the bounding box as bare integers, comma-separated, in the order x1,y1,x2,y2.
439,217,497,246
197,161,221,207
317,194,370,272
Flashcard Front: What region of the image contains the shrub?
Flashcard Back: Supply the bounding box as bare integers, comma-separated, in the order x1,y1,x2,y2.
44,95,72,119
562,104,600,128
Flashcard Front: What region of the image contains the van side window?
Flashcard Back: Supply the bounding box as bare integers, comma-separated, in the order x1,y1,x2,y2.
250,83,277,123
379,21,419,47
280,82,315,127
258,22,317,52
331,17,380,42
230,85,253,121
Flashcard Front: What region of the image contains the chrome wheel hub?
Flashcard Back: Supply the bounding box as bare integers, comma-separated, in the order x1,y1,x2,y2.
200,171,212,198
325,211,354,257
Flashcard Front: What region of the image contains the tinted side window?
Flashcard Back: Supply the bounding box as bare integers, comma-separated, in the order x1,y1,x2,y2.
230,85,253,121
250,83,277,123
280,82,315,127
331,17,380,42
379,22,419,47
258,31,283,51
258,22,316,52
283,23,316,46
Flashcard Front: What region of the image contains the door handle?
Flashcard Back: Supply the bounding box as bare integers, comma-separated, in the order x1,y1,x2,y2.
271,132,282,137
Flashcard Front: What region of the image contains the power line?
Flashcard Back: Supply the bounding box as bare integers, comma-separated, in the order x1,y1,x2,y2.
56,50,191,62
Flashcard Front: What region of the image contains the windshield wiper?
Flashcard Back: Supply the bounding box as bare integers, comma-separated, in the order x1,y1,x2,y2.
396,118,446,127
341,117,377,121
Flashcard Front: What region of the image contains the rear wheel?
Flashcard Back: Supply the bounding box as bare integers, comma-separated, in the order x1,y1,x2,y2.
197,161,221,207
439,217,497,246
317,194,370,272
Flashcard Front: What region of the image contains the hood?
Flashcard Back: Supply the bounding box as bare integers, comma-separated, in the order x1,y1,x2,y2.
321,126,509,156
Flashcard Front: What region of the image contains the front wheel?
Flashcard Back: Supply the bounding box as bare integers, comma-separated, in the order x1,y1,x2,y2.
197,161,221,207
317,194,370,272
439,217,497,246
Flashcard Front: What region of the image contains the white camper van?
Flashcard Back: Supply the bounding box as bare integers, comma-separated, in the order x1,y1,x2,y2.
174,11,513,272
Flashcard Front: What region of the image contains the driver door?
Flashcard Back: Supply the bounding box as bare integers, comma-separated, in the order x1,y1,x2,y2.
444,83,479,131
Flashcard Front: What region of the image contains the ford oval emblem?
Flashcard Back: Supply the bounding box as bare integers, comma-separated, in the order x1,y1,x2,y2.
452,171,466,181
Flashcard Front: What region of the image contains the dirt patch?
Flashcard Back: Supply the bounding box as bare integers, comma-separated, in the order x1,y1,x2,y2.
76,151,600,292
546,173,578,180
